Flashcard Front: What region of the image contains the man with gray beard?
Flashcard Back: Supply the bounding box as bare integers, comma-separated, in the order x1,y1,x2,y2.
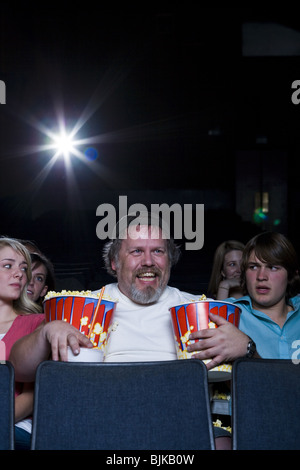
97,218,200,362
10,212,203,365
10,213,232,449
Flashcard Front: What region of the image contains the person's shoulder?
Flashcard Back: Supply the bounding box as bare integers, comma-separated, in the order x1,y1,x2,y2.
290,295,300,311
93,283,117,294
164,285,206,302
226,296,254,316
14,313,45,332
227,295,251,304
93,283,119,301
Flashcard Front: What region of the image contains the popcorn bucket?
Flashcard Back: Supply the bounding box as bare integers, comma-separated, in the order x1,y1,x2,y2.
169,300,241,381
43,291,117,354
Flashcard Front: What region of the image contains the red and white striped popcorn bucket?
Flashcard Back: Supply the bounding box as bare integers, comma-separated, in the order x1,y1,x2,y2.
169,300,241,381
43,292,117,352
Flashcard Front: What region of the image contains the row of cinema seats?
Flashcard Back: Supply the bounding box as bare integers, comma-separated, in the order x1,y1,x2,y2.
1,358,300,450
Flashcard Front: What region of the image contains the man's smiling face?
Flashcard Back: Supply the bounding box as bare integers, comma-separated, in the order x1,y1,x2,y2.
111,225,171,305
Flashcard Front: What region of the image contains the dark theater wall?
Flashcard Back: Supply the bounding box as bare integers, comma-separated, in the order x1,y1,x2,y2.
1,7,300,293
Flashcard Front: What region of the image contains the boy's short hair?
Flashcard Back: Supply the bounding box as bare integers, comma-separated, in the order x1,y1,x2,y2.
241,232,300,299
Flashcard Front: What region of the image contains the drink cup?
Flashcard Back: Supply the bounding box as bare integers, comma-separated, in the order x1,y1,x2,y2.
67,346,104,363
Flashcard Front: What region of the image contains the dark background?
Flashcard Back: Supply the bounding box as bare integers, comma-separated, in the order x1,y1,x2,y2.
1,6,300,294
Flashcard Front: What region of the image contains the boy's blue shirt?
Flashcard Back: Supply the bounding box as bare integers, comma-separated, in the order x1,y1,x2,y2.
227,295,300,359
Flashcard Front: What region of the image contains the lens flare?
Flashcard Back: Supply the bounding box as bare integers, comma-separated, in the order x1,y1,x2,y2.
84,147,98,161
43,119,83,163
52,130,76,159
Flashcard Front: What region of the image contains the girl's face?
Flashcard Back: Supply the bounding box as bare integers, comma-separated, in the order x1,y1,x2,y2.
221,250,243,280
27,262,48,302
0,246,28,302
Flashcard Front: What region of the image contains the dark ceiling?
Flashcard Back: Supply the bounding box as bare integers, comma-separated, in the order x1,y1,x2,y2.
1,7,300,290
1,7,300,189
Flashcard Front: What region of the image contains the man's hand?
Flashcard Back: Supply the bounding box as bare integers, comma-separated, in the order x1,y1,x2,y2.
42,321,93,362
187,312,249,370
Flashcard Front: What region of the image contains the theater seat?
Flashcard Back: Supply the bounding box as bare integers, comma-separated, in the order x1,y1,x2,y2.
0,362,15,450
232,358,300,450
31,359,215,450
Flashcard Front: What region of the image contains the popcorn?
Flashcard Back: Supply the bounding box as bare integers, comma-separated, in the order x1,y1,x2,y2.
212,390,231,401
44,290,116,302
176,294,207,305
44,290,94,299
213,419,232,434
111,321,119,332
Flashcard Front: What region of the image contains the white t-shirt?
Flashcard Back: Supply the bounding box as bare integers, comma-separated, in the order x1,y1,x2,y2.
96,283,202,363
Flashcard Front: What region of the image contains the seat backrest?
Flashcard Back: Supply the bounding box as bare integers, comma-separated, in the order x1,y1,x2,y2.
31,359,215,450
232,358,300,450
0,362,15,450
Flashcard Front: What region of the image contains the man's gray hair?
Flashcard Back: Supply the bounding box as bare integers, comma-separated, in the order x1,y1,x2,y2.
102,212,181,277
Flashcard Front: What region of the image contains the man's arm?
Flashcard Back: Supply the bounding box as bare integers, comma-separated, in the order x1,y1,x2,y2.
10,320,93,382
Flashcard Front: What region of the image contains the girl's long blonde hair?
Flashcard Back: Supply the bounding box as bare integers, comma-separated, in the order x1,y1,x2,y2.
0,237,42,314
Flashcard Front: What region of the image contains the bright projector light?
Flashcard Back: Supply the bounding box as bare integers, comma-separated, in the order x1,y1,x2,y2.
40,114,98,167
52,130,76,159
